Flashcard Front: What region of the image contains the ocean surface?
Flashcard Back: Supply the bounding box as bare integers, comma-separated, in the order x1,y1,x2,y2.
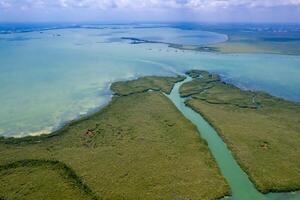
0,23,300,137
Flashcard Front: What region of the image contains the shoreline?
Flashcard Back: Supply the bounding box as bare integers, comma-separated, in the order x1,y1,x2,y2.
180,70,300,196
0,74,229,199
0,75,183,142
0,73,152,139
185,101,300,196
0,83,113,139
1,72,299,199
0,159,99,200
2,69,299,142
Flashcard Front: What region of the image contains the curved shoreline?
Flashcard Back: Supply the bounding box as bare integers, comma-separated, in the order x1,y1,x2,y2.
177,70,300,198
0,73,183,139
185,101,300,195
0,159,99,200
0,75,230,199
1,73,300,199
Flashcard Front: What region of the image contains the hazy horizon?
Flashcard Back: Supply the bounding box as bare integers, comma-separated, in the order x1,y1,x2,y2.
1,0,300,23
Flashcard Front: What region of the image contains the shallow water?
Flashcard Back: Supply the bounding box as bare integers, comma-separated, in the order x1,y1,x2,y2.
0,26,300,137
167,77,300,200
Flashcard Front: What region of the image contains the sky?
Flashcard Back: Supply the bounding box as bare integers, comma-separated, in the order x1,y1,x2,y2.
0,0,300,23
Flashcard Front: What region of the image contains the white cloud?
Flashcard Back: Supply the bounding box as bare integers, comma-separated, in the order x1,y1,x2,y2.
0,0,11,9
184,0,300,10
51,0,184,9
1,0,299,23
2,0,300,10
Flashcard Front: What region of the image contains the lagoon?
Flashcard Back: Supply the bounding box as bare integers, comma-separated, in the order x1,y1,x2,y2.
0,25,300,137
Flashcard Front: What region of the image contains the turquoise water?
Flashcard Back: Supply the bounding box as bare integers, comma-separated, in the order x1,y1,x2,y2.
167,77,300,200
0,26,300,137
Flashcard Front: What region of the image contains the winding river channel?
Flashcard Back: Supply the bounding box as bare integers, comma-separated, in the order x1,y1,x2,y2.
167,77,300,200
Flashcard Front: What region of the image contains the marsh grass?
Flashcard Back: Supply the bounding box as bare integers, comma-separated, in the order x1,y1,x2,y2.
0,160,98,200
180,70,300,193
0,76,229,200
111,75,185,96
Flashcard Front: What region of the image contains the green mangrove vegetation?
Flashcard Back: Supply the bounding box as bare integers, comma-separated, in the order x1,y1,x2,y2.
0,160,98,200
0,76,229,200
180,70,300,193
111,75,185,95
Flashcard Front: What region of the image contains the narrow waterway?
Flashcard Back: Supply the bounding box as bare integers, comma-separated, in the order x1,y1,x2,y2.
167,77,300,200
